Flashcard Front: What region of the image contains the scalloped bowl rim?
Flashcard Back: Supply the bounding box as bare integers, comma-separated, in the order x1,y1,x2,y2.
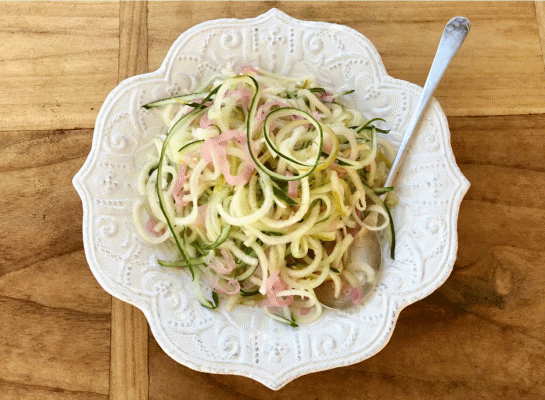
73,8,469,390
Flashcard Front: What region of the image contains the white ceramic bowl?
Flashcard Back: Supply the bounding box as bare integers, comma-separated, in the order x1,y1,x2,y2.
73,9,469,390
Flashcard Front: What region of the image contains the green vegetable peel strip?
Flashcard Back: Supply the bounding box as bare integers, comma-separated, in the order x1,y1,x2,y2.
135,65,397,326
155,86,220,279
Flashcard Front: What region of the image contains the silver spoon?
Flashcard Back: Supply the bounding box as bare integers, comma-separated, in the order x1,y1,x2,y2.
315,16,471,310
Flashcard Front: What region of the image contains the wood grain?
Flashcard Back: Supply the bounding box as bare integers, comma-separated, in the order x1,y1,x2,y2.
449,114,545,267
1,2,545,399
0,2,119,131
109,2,149,400
0,132,92,276
535,1,545,67
0,127,111,398
110,301,148,400
0,4,114,398
119,1,149,82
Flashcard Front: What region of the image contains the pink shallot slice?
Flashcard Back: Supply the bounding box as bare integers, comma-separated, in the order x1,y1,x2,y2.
230,84,252,109
200,129,255,185
349,286,364,305
145,218,165,237
256,101,290,122
209,274,241,295
319,92,333,102
261,272,293,307
219,249,237,274
286,171,299,198
203,253,241,296
172,164,189,206
202,253,240,295
204,248,237,276
194,205,208,229
199,112,214,128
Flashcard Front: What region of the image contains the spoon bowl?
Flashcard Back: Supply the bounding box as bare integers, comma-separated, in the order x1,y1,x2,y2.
315,231,382,309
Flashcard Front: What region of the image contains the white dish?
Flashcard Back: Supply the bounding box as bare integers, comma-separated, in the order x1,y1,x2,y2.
73,9,469,390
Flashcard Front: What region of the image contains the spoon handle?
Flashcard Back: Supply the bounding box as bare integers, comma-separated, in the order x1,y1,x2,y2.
383,17,470,188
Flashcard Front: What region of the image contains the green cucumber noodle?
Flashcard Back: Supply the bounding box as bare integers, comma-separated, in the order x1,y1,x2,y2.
133,65,397,326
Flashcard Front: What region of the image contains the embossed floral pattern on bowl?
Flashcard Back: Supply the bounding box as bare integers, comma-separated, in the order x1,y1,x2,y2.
73,9,469,390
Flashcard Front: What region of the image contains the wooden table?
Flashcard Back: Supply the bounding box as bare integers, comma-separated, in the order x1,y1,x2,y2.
2,2,545,399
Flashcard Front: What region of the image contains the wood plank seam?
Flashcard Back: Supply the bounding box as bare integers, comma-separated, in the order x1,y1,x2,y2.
110,2,149,400
0,377,109,398
0,294,111,318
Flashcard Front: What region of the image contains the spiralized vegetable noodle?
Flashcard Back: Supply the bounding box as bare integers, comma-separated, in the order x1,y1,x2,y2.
134,66,396,326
